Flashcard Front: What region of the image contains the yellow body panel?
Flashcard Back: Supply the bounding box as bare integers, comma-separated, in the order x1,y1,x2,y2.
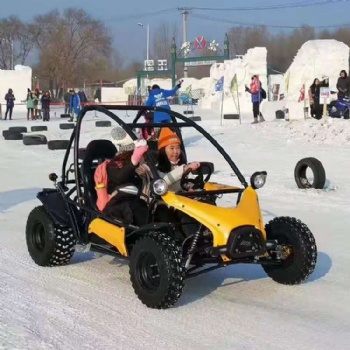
161,186,266,247
88,218,128,256
204,182,241,191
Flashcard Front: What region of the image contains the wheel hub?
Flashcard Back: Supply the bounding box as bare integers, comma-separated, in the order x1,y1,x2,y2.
137,252,161,291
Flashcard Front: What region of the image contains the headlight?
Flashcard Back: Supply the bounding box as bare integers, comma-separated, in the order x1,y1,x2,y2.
152,179,168,195
250,171,267,189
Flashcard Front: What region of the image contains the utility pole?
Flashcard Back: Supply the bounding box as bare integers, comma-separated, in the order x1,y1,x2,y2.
181,8,189,78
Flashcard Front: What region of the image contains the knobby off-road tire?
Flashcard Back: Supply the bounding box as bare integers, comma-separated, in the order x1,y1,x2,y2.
129,232,185,309
26,206,76,267
294,157,326,189
263,216,317,285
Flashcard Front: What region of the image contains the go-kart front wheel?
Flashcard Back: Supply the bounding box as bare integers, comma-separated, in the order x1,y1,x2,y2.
263,217,317,285
129,232,185,309
26,205,76,267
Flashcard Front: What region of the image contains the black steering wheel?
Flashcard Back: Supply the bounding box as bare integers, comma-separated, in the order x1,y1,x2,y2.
180,163,213,191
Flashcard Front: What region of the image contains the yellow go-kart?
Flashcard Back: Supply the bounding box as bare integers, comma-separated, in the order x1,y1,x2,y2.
25,105,317,309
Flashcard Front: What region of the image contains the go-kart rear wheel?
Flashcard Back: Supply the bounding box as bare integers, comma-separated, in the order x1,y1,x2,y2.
263,217,317,285
129,232,185,309
26,205,76,267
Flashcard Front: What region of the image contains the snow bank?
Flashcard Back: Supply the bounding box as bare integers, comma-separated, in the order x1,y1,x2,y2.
258,117,350,145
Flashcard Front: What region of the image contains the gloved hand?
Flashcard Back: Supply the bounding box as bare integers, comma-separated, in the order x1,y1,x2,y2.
177,79,184,88
131,139,149,166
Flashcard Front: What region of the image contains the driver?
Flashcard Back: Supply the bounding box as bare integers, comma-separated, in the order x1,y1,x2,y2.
157,127,200,192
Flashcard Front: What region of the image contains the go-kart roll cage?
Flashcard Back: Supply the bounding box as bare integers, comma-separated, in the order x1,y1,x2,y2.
61,105,248,207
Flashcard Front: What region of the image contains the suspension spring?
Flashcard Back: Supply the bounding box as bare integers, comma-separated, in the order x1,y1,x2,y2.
185,224,202,269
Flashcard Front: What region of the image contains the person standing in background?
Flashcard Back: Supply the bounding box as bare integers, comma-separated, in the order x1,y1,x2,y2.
41,91,51,121
64,90,72,114
245,75,266,124
69,89,81,122
4,88,15,120
336,70,350,99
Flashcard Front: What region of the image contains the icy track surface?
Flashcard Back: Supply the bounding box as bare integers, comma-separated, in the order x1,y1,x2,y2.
1,107,350,350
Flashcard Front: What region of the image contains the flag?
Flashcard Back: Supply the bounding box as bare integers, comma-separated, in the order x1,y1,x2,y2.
298,84,305,102
215,76,224,92
230,74,238,93
185,84,192,98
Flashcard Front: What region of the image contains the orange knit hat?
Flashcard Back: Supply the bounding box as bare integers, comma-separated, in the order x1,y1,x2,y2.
158,128,181,150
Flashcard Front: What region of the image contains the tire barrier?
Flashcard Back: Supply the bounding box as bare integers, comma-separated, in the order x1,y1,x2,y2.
8,126,27,133
31,126,48,132
95,120,112,127
189,116,202,122
23,134,48,146
223,114,240,120
59,123,75,130
3,130,23,140
48,140,70,150
294,157,326,189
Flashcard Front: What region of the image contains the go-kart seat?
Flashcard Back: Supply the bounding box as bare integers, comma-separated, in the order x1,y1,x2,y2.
81,139,117,210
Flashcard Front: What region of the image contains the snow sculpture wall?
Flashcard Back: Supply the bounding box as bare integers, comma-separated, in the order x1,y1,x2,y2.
199,47,268,115
282,39,349,119
0,65,32,113
285,39,349,101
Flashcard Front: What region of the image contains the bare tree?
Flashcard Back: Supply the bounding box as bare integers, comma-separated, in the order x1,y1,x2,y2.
151,21,179,63
0,16,37,69
32,8,113,96
228,26,270,58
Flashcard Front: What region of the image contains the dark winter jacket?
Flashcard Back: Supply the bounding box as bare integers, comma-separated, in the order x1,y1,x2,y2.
5,93,15,108
64,92,71,103
309,85,321,106
145,86,179,122
103,159,144,224
78,91,87,104
336,75,350,98
41,95,51,110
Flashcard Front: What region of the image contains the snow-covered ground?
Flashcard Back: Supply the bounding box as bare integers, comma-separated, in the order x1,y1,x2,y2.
1,106,350,350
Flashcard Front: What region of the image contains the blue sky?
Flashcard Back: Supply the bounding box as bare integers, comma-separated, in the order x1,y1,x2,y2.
2,0,349,65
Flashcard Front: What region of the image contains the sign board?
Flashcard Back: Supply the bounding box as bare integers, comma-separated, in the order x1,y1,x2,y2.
320,87,330,101
144,60,154,71
194,36,207,50
157,59,167,71
184,60,217,67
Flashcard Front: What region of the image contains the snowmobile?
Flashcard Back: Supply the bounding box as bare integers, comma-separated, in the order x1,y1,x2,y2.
25,105,318,309
328,97,350,119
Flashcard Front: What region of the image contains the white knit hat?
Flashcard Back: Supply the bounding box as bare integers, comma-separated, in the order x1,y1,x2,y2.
110,127,134,152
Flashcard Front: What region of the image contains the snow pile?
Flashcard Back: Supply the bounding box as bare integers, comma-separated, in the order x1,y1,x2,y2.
259,117,350,145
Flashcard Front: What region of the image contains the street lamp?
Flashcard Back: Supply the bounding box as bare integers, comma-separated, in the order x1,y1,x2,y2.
137,22,150,62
